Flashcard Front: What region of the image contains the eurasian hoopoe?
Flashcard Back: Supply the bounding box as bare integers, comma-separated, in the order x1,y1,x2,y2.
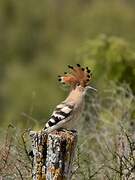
43,64,96,133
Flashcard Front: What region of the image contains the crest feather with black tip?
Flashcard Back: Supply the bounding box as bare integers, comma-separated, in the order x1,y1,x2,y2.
58,64,92,88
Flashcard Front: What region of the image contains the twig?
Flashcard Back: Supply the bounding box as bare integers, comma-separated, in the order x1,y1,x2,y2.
21,130,32,164
88,164,104,179
15,165,24,180
2,125,14,169
71,146,81,177
21,112,38,123
106,165,121,174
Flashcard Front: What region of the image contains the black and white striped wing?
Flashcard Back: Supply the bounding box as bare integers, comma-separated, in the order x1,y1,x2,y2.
44,103,74,133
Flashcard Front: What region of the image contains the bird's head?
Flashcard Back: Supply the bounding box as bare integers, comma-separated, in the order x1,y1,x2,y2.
58,64,97,95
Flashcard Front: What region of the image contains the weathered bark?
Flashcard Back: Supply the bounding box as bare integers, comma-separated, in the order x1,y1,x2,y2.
30,130,77,180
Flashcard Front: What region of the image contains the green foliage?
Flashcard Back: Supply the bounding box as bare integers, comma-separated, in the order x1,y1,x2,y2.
77,35,135,92
0,0,135,178
0,0,135,128
73,83,135,179
0,84,135,179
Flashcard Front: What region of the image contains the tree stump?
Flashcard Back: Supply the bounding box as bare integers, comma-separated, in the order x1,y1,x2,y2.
30,130,77,180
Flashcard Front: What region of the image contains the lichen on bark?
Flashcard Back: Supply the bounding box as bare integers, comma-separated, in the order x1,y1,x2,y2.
30,130,77,180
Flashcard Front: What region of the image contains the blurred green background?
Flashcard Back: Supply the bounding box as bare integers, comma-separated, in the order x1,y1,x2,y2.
0,0,135,129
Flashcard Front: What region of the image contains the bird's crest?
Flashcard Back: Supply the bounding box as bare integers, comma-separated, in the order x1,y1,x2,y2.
58,64,92,88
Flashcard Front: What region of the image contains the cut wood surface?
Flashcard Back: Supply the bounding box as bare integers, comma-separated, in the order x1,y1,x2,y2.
30,130,77,180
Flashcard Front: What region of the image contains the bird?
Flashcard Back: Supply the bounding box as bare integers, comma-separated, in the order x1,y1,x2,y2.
43,64,96,133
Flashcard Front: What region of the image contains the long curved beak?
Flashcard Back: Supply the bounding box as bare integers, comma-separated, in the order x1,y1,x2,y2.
87,86,97,92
